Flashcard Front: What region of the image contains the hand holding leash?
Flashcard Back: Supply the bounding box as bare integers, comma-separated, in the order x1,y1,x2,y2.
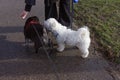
20,10,29,19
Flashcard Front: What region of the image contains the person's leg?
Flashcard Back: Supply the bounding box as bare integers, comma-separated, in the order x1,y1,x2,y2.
59,0,72,27
44,0,58,20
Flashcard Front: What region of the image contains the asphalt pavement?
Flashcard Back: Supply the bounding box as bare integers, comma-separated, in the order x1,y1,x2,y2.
0,0,119,80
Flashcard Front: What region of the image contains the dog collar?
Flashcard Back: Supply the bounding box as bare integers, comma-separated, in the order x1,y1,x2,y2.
53,31,59,38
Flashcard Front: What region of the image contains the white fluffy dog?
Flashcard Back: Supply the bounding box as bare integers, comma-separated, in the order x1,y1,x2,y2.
44,18,91,58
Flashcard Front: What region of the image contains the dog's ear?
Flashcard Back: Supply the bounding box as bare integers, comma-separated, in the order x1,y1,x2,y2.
49,18,58,29
44,20,52,31
50,20,56,28
44,18,57,30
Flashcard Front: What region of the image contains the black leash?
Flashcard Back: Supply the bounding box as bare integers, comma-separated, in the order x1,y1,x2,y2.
31,24,60,80
71,0,74,28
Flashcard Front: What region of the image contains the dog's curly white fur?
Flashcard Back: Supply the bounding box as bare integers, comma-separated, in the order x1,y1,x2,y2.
44,18,91,58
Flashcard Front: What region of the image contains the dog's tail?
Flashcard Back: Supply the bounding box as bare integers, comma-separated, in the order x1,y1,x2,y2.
78,26,90,39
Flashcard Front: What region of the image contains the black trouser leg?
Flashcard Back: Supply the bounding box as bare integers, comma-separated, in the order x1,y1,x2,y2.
44,0,58,20
59,0,71,27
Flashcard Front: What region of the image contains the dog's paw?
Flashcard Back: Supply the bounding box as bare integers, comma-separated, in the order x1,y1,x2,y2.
81,52,89,58
57,47,64,52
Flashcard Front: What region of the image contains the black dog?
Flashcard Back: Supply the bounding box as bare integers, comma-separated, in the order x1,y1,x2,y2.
24,16,48,53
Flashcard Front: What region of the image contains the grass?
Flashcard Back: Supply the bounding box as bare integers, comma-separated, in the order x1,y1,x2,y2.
73,0,120,63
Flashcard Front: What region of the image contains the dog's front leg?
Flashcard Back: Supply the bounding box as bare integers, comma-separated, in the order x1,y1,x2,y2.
43,28,48,44
25,38,30,47
77,45,89,58
57,43,65,52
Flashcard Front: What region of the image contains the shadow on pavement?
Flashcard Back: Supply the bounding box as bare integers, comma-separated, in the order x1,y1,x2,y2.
0,26,107,77
0,26,23,34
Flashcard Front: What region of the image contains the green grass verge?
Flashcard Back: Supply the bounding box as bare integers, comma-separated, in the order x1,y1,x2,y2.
74,0,120,63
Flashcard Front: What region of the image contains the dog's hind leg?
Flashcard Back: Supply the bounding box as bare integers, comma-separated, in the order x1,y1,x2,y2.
57,43,65,52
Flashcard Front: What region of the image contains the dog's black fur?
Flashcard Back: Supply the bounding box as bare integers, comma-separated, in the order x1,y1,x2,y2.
24,16,44,53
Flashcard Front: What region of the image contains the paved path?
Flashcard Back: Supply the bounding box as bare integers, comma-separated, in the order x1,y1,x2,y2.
0,0,119,80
